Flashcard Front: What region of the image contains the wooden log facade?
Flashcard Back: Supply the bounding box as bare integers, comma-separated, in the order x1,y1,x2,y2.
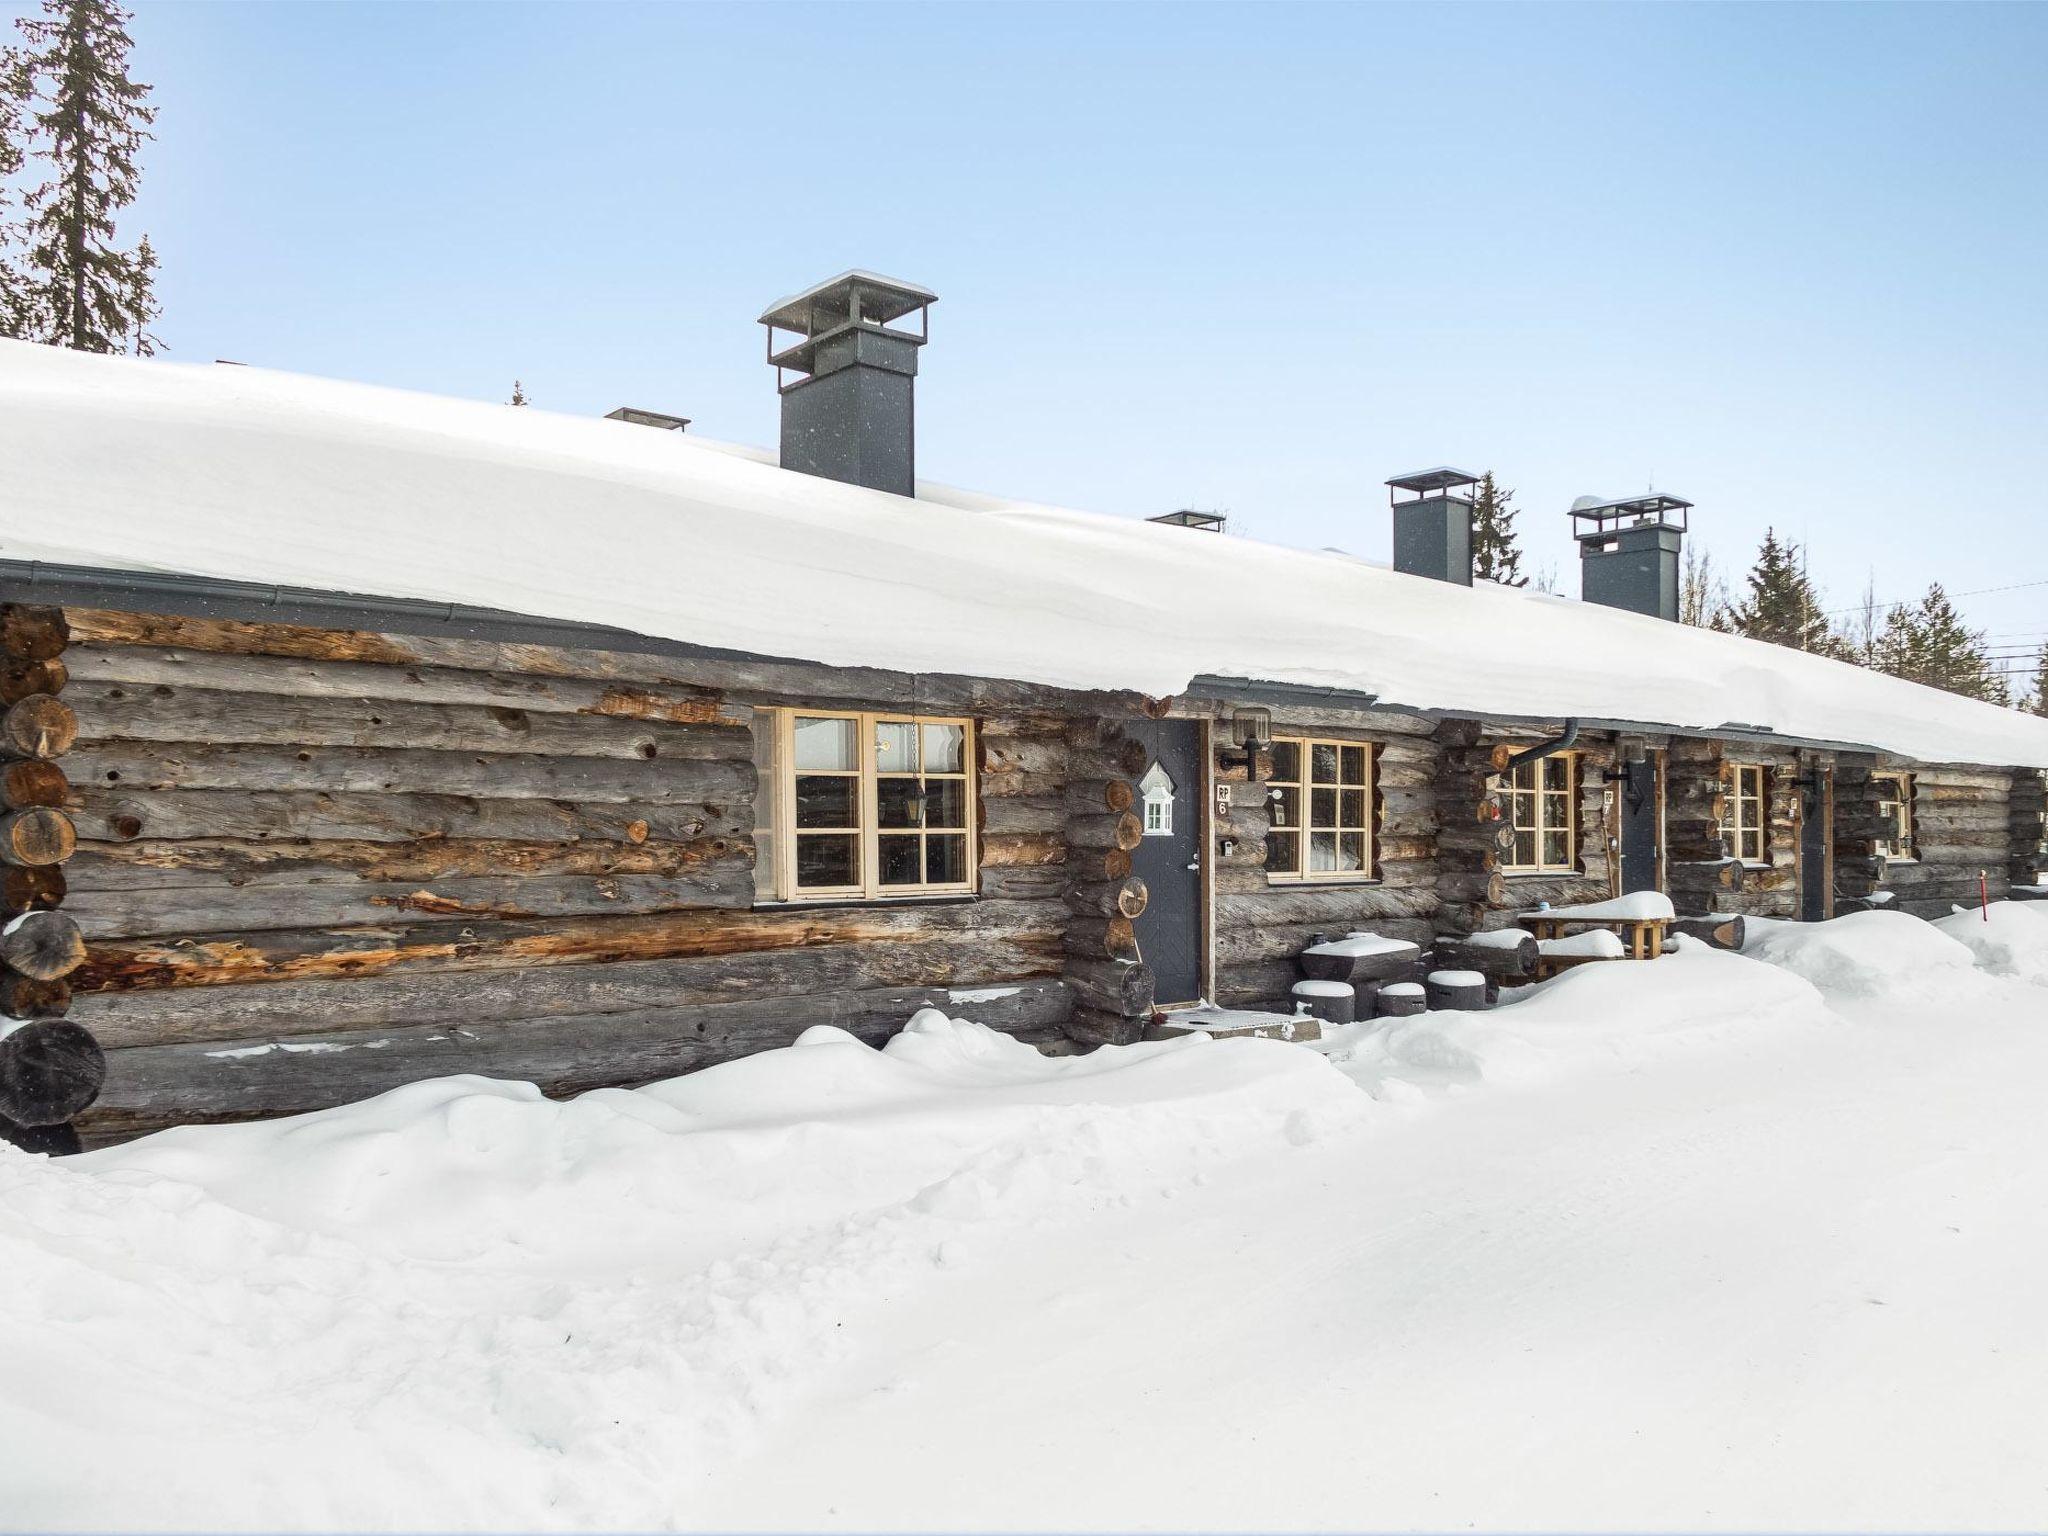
11,595,2047,1146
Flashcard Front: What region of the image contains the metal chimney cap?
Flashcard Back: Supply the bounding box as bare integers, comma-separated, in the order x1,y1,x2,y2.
1386,467,1480,495
757,270,938,332
604,406,690,432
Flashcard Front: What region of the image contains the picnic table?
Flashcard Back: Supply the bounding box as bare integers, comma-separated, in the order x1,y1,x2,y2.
1518,894,1675,978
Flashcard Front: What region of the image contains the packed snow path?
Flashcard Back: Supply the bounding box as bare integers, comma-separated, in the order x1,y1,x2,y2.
4,909,2048,1532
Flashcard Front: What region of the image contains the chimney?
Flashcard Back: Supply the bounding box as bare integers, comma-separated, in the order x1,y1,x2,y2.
759,270,935,497
605,406,690,433
1570,492,1691,621
1385,468,1478,585
1149,509,1227,533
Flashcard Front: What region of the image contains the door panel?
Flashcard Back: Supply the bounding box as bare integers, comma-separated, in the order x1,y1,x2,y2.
1126,719,1203,1006
1618,753,1663,895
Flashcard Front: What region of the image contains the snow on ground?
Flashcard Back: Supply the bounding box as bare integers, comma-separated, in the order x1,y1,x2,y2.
6,913,2048,1531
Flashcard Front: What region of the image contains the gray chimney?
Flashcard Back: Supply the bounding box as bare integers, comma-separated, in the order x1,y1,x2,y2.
1570,492,1691,621
1386,468,1478,585
759,271,935,497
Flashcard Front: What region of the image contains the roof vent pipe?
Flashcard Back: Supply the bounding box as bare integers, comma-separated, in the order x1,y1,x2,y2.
760,270,935,498
1571,492,1692,622
1386,468,1478,585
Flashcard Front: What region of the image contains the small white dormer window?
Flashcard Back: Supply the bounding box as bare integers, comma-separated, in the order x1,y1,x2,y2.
1139,760,1175,837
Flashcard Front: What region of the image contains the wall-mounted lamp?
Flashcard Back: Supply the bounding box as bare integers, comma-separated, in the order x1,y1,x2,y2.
1222,705,1273,769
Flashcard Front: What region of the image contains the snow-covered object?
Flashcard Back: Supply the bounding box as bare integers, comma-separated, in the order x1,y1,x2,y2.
1427,968,1486,987
1290,979,1356,998
1526,892,1677,923
1744,910,1980,1002
1303,933,1420,959
1537,930,1629,960
1379,981,1425,998
1450,926,1535,949
1932,901,2048,985
6,342,2048,768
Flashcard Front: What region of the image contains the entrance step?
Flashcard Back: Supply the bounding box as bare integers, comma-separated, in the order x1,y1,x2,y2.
1148,1007,1322,1044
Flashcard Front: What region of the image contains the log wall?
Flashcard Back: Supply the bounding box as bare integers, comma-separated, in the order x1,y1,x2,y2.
57,609,1076,1142
1870,760,2015,918
1471,727,1621,929
1667,738,1805,919
1207,702,1440,1011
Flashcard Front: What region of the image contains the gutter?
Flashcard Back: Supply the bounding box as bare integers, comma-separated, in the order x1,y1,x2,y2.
1502,718,1581,774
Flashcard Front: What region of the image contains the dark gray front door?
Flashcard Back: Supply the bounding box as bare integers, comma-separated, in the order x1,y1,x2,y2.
1799,770,1832,922
1618,753,1662,895
1127,719,1203,1006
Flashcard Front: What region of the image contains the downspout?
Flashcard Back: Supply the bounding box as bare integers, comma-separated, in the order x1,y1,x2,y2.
1502,719,1580,773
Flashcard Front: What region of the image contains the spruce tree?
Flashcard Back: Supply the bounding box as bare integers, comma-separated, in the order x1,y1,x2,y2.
0,44,30,338
1724,529,1833,652
510,379,528,406
18,0,156,353
2026,646,2048,718
1469,472,1526,587
1872,583,2006,704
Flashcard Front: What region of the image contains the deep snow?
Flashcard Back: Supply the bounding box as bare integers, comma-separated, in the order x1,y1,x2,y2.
5,908,2048,1532
6,340,2048,769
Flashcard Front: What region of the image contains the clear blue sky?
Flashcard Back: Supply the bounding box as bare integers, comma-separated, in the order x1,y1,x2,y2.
49,2,2048,674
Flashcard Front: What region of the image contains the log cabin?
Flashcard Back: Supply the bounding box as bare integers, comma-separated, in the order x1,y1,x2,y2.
2,270,2045,1147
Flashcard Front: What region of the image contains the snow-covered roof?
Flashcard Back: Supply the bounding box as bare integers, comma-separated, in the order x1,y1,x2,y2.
4,340,2046,769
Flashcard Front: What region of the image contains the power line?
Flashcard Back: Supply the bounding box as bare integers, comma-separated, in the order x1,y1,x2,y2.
1817,575,2048,618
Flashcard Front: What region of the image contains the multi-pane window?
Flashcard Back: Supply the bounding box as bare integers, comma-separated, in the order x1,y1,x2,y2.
766,711,975,900
1265,737,1373,880
1875,773,1916,861
1502,754,1577,873
1722,763,1768,864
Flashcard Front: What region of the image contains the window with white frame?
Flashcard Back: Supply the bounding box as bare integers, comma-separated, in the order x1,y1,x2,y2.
1265,736,1374,880
1722,762,1768,864
758,710,975,900
1875,773,1916,861
1502,753,1577,873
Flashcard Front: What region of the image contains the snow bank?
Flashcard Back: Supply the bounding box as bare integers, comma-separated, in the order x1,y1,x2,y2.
5,342,2048,768
1931,901,2048,985
1327,943,1831,1093
1744,910,1983,1004
1538,930,1628,960
0,1014,1366,1530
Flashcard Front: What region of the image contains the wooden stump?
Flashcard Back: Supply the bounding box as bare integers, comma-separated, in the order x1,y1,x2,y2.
1376,982,1427,1018
1424,969,1488,1012
0,1020,105,1125
1297,936,1421,986
1290,980,1356,1025
1673,915,1746,951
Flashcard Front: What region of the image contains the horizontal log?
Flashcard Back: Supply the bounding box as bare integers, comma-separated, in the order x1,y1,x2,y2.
1067,811,1143,852
2,695,77,760
64,742,755,805
61,835,744,891
1068,740,1150,783
0,1019,104,1126
1063,915,1139,963
1673,915,1745,951
73,933,1066,1049
73,897,1063,995
1065,877,1148,920
1,864,64,914
2,969,71,1019
65,681,748,763
0,911,86,980
975,865,1068,902
1,759,69,810
75,977,1075,1141
1430,932,1538,979
0,656,66,705
0,606,68,662
1067,846,1133,884
1064,958,1154,1017
64,609,1146,719
1,808,76,867
980,796,1064,838
979,831,1065,869
1065,778,1135,815
62,644,748,725
1299,941,1423,985
64,866,758,939
1065,1005,1147,1048
68,788,748,847
979,735,1066,778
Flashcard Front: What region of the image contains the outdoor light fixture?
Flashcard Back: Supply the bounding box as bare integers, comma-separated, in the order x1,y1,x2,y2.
1225,706,1273,766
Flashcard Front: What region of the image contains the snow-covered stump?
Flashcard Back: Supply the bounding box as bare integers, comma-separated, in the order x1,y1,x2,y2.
1298,932,1422,987
1673,914,1746,951
1424,969,1488,1012
1431,929,1538,982
1290,978,1356,1026
1376,981,1426,1018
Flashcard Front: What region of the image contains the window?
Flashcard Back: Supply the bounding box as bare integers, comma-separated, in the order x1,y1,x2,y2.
1265,736,1373,880
1502,753,1577,873
1722,762,1768,864
764,711,975,900
1875,773,1916,861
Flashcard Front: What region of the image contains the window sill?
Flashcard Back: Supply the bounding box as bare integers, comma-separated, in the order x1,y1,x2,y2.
755,892,979,912
1504,869,1583,880
1265,876,1383,889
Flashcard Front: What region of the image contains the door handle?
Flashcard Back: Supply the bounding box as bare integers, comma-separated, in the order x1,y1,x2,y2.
1185,861,1200,871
